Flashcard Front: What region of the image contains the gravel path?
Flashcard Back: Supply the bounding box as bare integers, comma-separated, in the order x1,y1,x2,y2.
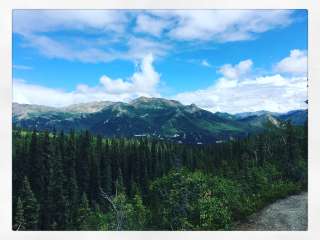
234,192,308,231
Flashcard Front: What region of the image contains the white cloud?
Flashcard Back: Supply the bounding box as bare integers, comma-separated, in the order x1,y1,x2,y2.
13,79,137,107
13,10,297,64
125,37,170,60
174,59,307,113
12,11,305,113
13,54,161,107
23,34,114,63
99,76,132,94
13,10,171,64
151,10,294,42
100,53,160,95
21,34,170,63
13,10,128,35
134,14,170,36
13,56,307,113
274,49,307,75
218,59,253,79
201,59,211,67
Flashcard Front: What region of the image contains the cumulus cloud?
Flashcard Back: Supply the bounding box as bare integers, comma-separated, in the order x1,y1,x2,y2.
13,79,137,107
100,53,160,95
174,59,307,113
13,54,161,107
274,49,307,75
218,59,253,79
12,11,305,113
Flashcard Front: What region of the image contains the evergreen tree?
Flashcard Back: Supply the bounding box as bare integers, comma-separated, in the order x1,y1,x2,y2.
28,130,45,199
284,120,304,180
13,197,26,231
64,130,79,227
12,125,307,230
76,131,91,195
20,177,39,230
47,143,67,229
100,141,112,195
89,152,101,204
76,193,92,230
38,130,55,229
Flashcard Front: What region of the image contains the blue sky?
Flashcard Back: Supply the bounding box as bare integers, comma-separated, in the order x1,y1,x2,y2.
13,10,308,113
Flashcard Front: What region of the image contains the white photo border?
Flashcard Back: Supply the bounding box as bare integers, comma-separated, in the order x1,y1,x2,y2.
1,1,319,239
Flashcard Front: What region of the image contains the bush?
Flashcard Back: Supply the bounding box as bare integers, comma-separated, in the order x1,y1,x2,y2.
149,169,239,230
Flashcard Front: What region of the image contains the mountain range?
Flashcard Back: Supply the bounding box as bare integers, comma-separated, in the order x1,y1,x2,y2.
13,97,307,144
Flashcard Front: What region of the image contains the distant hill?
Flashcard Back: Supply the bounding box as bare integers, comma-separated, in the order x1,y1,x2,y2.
235,110,280,119
12,97,307,144
277,110,308,125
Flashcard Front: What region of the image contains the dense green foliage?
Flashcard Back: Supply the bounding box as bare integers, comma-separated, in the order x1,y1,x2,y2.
12,120,307,230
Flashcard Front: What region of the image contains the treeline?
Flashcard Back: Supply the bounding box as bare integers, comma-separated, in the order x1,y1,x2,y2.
12,121,307,230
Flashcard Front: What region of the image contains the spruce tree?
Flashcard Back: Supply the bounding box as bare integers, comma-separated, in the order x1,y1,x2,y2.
13,197,26,230
100,142,112,195
76,193,91,230
64,130,79,218
20,177,39,230
38,130,55,229
89,152,101,204
28,130,44,199
12,124,308,230
76,131,91,195
47,143,67,229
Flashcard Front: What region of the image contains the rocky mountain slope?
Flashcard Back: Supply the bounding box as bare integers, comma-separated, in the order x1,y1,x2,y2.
13,97,307,144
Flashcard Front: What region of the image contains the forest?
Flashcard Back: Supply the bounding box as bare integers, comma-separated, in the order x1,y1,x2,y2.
12,120,307,230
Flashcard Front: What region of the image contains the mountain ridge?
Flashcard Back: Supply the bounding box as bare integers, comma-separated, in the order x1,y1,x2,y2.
13,98,307,144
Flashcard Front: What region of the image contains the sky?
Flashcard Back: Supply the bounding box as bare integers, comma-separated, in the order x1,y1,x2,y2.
12,10,308,113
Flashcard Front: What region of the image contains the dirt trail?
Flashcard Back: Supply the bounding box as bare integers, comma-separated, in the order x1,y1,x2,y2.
234,192,308,231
